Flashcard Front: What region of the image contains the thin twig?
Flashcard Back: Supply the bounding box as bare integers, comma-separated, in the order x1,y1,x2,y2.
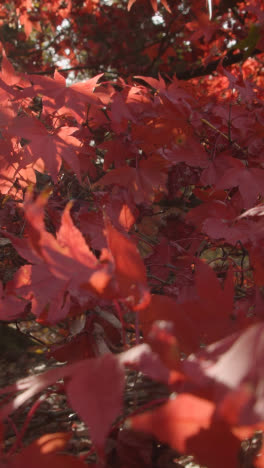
201,118,246,153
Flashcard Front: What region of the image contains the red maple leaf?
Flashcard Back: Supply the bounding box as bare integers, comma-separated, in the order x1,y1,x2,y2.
139,294,199,354
65,353,125,453
0,140,38,199
8,115,81,181
187,199,250,244
28,71,103,122
140,262,238,354
105,219,150,309
183,322,264,426
7,192,112,322
128,394,242,468
78,189,138,250
95,155,169,204
0,50,30,88
216,167,264,209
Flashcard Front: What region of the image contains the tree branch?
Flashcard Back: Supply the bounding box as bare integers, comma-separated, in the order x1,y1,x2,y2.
174,48,263,80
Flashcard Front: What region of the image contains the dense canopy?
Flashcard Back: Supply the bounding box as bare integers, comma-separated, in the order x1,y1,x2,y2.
0,1,264,467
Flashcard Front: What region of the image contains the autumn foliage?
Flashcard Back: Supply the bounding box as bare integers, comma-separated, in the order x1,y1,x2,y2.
0,0,264,466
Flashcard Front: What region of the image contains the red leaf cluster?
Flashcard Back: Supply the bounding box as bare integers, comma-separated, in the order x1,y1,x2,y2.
0,1,264,467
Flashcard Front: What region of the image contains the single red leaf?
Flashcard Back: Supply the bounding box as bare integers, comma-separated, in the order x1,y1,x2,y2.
186,199,250,244
30,197,112,297
146,321,180,371
1,50,25,87
79,209,106,250
216,167,264,209
202,217,250,245
10,264,71,322
95,155,169,204
0,147,38,199
162,136,208,168
119,342,170,384
200,152,243,186
109,90,135,130
48,333,96,363
128,394,241,468
106,188,138,232
140,267,238,356
8,116,81,181
28,71,103,122
194,260,236,342
139,294,199,354
105,220,150,309
78,189,138,251
7,194,112,322
183,322,264,425
65,353,125,451
99,138,134,170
